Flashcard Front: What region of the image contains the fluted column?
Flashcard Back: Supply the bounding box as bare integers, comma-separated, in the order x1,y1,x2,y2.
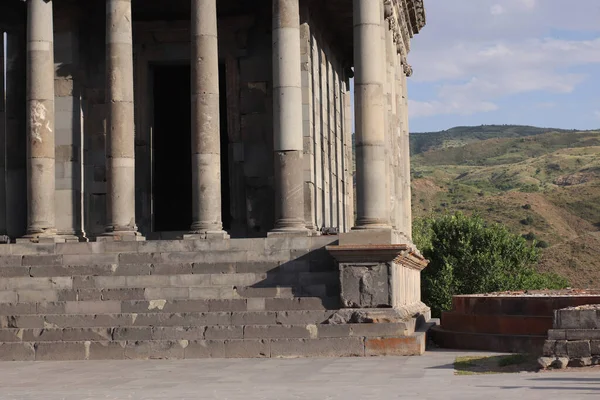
401,66,412,239
24,0,57,240
353,0,390,230
104,0,140,239
270,0,307,234
188,0,226,237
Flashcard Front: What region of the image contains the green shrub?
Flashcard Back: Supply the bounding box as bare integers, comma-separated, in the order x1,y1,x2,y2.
413,213,568,317
536,241,550,249
522,232,537,241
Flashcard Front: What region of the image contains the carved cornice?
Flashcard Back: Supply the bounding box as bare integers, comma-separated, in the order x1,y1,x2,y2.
384,0,423,76
326,244,429,271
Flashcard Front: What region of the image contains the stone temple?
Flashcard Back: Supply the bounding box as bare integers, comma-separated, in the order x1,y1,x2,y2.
0,0,431,361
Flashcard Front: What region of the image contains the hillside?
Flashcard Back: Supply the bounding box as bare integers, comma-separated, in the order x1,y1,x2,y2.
410,125,600,288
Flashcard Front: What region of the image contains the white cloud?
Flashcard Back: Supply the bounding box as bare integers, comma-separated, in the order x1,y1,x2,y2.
407,1,600,119
409,99,498,118
490,4,504,15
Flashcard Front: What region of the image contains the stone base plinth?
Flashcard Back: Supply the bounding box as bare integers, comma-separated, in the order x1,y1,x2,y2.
184,231,231,240
96,232,146,242
326,244,428,309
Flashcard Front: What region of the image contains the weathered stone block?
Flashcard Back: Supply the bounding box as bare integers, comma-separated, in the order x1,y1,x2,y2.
207,299,247,312
144,287,189,300
223,339,270,358
113,327,153,341
580,310,600,329
87,341,126,360
35,342,86,361
340,264,390,308
556,309,580,329
232,311,277,325
244,325,312,339
152,326,206,341
0,343,35,361
184,340,225,358
591,340,600,355
566,340,591,358
569,357,592,367
205,326,243,340
64,301,121,315
124,340,186,360
543,340,556,356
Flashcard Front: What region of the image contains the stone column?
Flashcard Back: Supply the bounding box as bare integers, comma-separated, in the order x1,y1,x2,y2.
352,0,390,230
0,34,7,242
394,53,406,237
187,0,227,238
270,0,307,234
401,68,412,238
23,0,58,241
103,0,141,240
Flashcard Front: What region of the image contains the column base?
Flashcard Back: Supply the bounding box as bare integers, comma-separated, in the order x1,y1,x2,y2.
267,227,314,237
184,231,230,240
341,228,411,246
17,229,66,244
97,231,145,242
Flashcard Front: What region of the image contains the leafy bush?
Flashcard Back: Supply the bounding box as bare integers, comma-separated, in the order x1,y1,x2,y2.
413,213,568,317
522,232,537,241
536,241,550,249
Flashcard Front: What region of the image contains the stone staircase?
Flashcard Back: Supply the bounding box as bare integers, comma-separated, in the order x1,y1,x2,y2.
0,238,429,361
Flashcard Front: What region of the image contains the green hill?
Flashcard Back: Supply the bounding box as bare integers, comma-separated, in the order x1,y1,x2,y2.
410,125,600,288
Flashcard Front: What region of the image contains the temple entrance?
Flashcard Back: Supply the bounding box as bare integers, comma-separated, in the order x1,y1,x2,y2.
152,64,192,232
151,63,231,232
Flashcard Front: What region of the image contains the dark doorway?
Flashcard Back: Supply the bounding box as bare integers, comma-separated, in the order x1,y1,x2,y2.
153,64,192,231
152,63,231,232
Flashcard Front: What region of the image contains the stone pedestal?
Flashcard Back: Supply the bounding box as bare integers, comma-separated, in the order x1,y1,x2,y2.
327,244,428,310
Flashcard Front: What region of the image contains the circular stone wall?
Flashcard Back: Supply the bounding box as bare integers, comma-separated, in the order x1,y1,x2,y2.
431,290,600,354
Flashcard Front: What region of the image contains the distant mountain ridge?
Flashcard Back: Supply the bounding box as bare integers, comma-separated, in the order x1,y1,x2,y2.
410,124,594,155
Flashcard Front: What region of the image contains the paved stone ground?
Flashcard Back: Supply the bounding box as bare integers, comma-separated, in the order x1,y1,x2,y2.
0,350,598,399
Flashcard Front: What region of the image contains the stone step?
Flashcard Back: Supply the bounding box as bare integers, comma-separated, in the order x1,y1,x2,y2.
0,310,345,329
2,247,335,268
0,330,426,361
0,262,336,278
0,237,338,257
0,272,338,289
0,322,409,343
0,298,337,316
0,282,340,303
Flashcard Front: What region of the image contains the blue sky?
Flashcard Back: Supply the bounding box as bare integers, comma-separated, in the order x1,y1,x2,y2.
407,0,600,132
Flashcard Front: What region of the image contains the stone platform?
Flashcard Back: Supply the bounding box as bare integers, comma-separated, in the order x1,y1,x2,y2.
432,290,600,354
0,238,432,361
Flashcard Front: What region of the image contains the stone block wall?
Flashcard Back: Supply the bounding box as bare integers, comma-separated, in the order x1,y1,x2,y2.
54,7,84,239
540,305,600,368
301,8,353,233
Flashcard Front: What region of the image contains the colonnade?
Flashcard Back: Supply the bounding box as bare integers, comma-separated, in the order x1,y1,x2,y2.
11,0,413,242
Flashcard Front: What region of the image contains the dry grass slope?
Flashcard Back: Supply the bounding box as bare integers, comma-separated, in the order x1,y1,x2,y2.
411,126,600,287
